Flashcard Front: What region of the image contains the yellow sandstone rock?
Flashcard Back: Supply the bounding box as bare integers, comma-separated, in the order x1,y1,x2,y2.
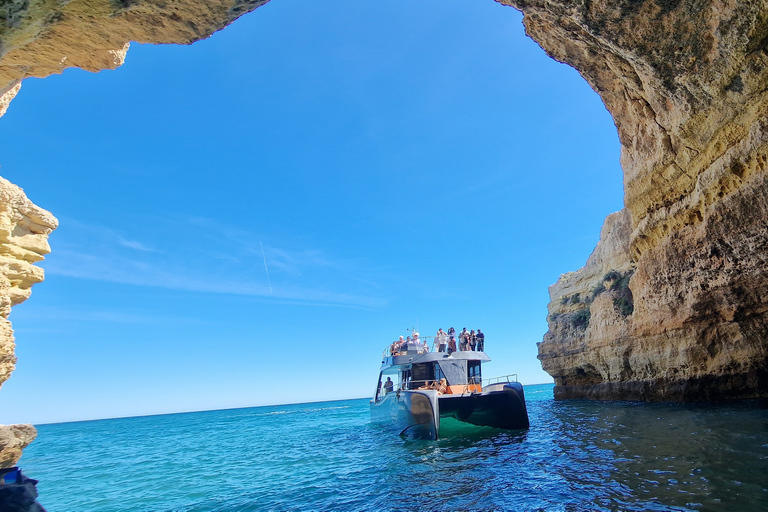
0,424,36,468
506,0,768,400
0,178,57,391
0,0,269,97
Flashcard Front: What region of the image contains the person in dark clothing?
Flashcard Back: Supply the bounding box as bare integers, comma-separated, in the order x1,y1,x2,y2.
469,329,477,351
476,329,485,351
384,377,394,394
447,327,456,354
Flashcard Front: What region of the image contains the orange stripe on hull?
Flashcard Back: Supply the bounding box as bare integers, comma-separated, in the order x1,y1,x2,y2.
446,384,481,395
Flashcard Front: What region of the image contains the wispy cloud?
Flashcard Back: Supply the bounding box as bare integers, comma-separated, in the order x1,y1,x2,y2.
43,217,389,310
61,218,157,252
116,237,155,252
11,304,205,326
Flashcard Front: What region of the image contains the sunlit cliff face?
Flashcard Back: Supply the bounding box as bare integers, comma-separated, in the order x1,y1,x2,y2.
0,177,56,468
515,0,768,400
0,177,57,390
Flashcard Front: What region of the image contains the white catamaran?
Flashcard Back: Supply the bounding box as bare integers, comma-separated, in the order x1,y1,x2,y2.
369,333,529,439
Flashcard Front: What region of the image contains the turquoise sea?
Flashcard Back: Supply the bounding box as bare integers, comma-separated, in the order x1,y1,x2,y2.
20,383,768,511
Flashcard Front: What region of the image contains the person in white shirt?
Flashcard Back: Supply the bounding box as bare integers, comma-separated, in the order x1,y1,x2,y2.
435,328,448,352
412,332,427,353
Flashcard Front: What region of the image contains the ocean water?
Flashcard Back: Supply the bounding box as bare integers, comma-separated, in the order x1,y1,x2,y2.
20,383,768,511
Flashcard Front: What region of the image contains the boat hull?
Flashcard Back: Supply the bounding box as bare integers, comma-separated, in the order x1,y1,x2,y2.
370,382,529,438
438,381,530,430
369,390,439,440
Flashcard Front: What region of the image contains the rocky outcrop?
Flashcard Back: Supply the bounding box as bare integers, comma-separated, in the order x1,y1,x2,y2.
0,178,57,391
0,179,55,494
0,425,36,468
517,0,768,400
0,0,269,99
0,83,21,118
540,209,636,398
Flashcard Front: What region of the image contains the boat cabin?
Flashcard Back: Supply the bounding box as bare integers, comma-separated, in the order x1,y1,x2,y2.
374,351,490,402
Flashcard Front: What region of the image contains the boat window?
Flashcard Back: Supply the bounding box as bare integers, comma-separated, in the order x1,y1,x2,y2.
433,363,445,384
375,373,382,401
411,363,432,389
468,361,482,385
375,372,396,402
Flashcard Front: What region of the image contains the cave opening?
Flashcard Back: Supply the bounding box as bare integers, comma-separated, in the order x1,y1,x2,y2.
0,0,623,425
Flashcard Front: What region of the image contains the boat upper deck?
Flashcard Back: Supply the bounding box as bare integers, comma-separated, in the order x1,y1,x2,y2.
380,350,490,372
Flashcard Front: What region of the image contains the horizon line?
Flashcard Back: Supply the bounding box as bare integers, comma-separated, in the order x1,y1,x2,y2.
30,382,555,426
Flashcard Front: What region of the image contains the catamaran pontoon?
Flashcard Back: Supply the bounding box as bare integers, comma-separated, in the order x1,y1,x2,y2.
369,334,529,439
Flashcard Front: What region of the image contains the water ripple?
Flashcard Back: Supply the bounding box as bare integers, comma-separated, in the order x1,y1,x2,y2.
20,386,768,511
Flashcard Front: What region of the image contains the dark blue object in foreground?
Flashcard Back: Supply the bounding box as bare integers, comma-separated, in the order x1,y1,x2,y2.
0,467,46,512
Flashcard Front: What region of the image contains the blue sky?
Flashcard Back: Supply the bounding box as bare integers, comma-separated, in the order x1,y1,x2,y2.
0,0,623,424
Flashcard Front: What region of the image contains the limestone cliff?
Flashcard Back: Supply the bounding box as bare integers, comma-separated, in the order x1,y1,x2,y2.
0,0,269,99
0,177,57,391
0,424,36,468
507,0,768,400
0,178,55,471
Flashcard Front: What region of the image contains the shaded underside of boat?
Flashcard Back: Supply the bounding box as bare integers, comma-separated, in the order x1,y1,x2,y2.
439,382,529,430
370,382,529,439
369,389,439,439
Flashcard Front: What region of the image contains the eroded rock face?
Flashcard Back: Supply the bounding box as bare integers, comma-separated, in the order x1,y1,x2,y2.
510,0,768,400
0,177,58,390
0,424,36,468
0,0,269,98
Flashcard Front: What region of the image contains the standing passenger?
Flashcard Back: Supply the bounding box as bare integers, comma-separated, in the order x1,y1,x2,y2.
460,328,469,351
469,330,477,351
412,333,425,353
392,336,404,355
436,328,447,352
476,329,485,352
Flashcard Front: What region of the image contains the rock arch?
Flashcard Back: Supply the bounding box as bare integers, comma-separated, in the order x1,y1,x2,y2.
0,0,767,467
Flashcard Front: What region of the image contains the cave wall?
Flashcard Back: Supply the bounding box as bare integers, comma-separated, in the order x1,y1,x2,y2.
506,0,768,400
0,0,270,97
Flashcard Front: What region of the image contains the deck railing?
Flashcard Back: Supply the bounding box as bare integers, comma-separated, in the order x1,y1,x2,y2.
381,341,430,358
381,341,488,358
483,374,518,386
378,374,519,401
376,379,444,401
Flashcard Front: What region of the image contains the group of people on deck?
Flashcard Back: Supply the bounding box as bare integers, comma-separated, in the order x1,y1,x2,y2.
381,376,448,395
417,378,448,394
389,327,485,356
434,327,484,354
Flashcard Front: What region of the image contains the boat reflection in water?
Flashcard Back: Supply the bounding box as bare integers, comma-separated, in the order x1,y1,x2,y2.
370,334,529,439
